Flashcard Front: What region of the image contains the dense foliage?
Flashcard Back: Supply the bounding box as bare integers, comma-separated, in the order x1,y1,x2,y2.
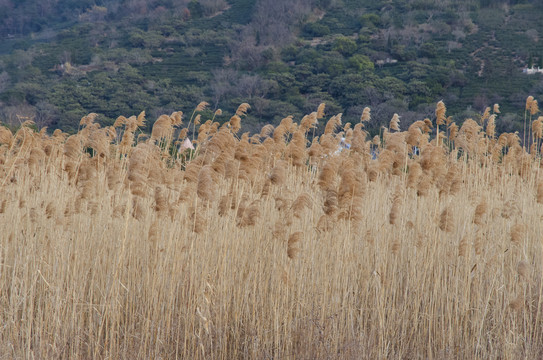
1,0,543,135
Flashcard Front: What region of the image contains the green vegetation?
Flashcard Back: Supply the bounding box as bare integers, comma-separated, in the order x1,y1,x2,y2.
1,0,543,137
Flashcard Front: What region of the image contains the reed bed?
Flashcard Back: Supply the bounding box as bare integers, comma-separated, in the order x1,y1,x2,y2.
0,101,542,359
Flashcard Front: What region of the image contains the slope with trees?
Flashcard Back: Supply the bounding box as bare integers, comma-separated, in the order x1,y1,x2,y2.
0,0,542,136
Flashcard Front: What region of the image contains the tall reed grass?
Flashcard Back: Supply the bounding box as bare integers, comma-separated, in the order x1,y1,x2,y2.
0,101,542,359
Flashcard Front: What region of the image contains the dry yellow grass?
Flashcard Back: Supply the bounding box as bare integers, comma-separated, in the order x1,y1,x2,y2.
0,101,543,359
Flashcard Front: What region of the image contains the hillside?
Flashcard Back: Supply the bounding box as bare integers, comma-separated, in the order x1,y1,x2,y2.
0,0,543,136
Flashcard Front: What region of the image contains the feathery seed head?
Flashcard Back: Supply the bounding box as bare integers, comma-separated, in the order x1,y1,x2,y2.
510,224,525,245
196,101,210,112
517,260,530,279
361,107,371,122
436,101,446,125
317,103,326,118
390,113,400,131
530,100,539,116
526,96,534,111
287,232,302,259
236,103,251,117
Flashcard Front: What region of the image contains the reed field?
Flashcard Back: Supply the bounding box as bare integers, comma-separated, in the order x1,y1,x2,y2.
1,99,543,359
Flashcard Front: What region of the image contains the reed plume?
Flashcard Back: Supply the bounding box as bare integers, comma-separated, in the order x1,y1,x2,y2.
80,113,98,127
324,114,342,135
229,115,242,134
196,101,210,112
517,260,530,280
291,193,312,217
389,196,401,225
189,206,207,233
0,126,12,145
323,189,338,216
481,107,491,123
537,181,543,203
287,232,302,259
530,100,539,116
235,103,251,117
132,198,147,221
316,214,331,232
151,115,174,141
509,295,524,311
317,103,326,119
360,107,371,123
473,199,487,225
259,124,274,138
510,224,525,245
532,116,543,142
458,235,468,257
407,161,422,189
196,165,216,203
436,101,446,126
318,161,337,191
389,113,400,131
238,201,261,227
486,114,496,139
